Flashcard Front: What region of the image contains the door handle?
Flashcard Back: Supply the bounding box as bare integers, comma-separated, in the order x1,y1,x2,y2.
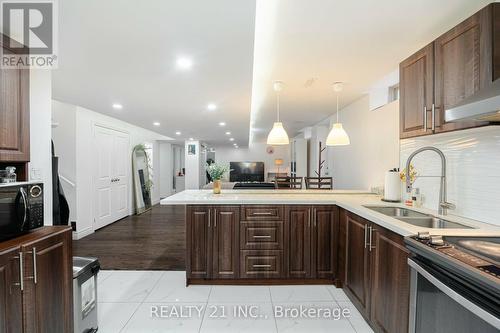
369,227,376,252
19,187,28,230
253,235,272,239
251,212,273,216
252,264,271,268
13,252,24,291
214,209,217,228
423,106,428,130
26,248,37,284
431,103,436,131
208,209,211,228
364,225,368,249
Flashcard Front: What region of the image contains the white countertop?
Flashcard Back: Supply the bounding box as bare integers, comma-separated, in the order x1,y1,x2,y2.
160,189,500,237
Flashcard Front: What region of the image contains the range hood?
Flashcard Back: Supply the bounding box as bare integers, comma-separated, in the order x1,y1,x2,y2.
445,79,500,123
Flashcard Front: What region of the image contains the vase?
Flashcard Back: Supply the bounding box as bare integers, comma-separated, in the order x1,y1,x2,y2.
213,179,222,194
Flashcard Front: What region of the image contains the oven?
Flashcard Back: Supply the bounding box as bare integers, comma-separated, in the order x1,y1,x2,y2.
408,257,500,333
0,182,44,241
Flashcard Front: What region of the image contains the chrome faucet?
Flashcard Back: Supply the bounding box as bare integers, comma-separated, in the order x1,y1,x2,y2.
405,146,456,215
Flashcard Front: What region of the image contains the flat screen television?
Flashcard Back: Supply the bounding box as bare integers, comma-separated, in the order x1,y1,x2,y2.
229,162,265,182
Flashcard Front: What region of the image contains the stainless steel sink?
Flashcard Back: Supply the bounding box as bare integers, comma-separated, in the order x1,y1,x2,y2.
364,206,473,229
396,217,472,229
365,206,429,218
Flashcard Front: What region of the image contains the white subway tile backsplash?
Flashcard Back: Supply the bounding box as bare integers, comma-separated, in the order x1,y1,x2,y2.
400,126,500,226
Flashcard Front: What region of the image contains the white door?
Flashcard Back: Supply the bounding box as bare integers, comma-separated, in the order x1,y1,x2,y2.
94,125,130,230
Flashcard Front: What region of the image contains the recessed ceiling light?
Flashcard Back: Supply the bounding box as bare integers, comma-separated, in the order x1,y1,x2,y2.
225,131,231,135
235,146,239,148
112,103,123,110
153,122,160,126
229,138,234,141
207,103,217,111
219,122,226,126
233,143,237,146
176,57,193,70
175,131,181,135
189,137,194,141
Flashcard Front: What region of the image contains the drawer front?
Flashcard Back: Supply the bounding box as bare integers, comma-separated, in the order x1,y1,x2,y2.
240,250,283,278
242,206,283,221
240,222,283,250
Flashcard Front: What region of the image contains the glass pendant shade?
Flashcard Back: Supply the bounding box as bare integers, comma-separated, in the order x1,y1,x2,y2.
326,123,350,146
267,122,289,145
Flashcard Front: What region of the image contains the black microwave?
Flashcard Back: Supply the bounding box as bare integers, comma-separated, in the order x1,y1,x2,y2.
0,183,44,241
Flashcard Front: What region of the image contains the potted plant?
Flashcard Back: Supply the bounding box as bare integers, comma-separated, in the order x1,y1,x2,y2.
206,163,230,194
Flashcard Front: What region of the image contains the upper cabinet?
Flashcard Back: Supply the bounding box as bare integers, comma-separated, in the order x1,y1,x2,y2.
0,34,30,163
400,3,499,139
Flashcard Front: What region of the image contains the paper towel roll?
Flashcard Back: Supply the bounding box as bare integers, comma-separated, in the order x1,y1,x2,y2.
384,171,401,202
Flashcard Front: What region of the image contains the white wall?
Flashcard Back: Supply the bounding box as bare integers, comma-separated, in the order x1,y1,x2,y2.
159,142,173,197
328,96,400,190
184,140,201,189
400,126,500,227
214,143,290,181
29,70,53,225
51,100,172,238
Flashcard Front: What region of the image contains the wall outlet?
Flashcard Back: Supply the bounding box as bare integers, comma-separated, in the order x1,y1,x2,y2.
30,168,42,180
70,221,76,231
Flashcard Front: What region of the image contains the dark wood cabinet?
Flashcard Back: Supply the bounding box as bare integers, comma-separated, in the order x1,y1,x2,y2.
186,206,239,280
399,43,434,139
0,247,23,333
369,226,410,333
344,213,371,312
0,227,73,333
399,3,499,139
186,206,212,279
341,211,410,333
212,206,239,279
434,5,492,133
285,206,312,278
0,34,30,164
311,206,338,279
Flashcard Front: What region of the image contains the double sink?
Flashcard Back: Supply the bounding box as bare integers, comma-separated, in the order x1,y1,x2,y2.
364,206,473,229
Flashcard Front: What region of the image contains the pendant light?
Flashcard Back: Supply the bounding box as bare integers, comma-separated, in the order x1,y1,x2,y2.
267,81,290,145
326,82,350,146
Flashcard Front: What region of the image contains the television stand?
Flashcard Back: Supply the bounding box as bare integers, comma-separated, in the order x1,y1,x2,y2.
233,182,276,189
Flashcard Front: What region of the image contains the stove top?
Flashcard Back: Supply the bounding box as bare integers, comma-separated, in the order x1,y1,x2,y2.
406,234,500,286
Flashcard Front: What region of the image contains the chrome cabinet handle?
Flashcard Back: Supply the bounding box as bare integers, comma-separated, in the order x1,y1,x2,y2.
431,104,436,131
208,210,211,228
253,235,272,239
13,252,24,291
364,225,368,249
369,227,376,252
26,248,37,284
214,209,217,228
252,264,271,268
252,212,273,216
423,106,428,130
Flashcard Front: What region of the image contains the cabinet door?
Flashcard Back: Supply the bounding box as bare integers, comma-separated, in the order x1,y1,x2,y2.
369,226,410,333
399,43,434,139
186,206,212,279
0,40,30,162
0,247,23,333
434,6,491,133
285,206,311,278
212,206,239,279
21,229,73,333
311,206,338,279
344,214,370,313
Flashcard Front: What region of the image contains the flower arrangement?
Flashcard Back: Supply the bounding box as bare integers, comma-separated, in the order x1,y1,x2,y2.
400,164,418,184
206,163,230,181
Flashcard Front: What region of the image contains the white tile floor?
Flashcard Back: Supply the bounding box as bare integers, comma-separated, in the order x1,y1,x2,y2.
96,270,374,333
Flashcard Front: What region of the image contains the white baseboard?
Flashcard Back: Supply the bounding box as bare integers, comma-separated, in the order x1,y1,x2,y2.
72,227,94,240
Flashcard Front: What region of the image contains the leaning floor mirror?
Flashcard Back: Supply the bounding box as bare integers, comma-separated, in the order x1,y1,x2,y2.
132,143,153,214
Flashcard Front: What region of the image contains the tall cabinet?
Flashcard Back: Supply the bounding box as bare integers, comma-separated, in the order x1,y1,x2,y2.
0,34,30,180
399,3,499,139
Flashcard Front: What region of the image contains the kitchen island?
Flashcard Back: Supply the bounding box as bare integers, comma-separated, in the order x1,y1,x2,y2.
161,189,500,333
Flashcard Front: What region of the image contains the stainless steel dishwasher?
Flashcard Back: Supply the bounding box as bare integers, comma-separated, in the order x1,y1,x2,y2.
73,257,100,333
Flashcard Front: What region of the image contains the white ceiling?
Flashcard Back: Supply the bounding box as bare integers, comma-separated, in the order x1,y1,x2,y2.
249,0,493,143
53,0,256,147
53,0,493,147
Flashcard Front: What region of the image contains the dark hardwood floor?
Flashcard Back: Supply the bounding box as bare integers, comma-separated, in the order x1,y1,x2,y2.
73,204,185,270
